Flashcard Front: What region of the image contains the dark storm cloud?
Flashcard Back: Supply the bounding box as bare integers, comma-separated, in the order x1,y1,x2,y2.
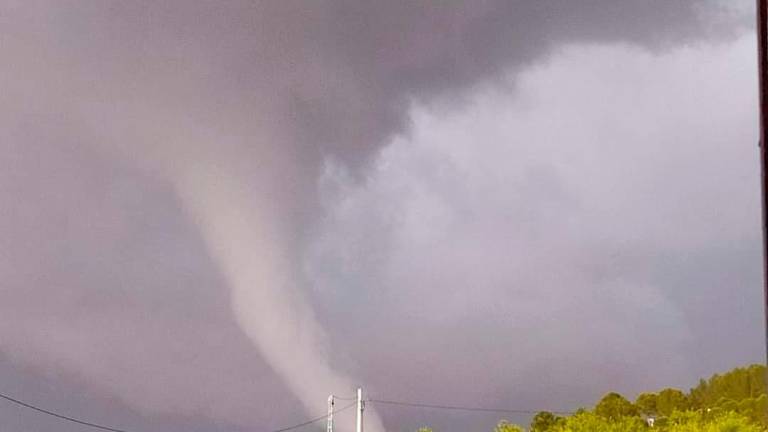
0,1,751,431
307,37,761,429
6,1,739,168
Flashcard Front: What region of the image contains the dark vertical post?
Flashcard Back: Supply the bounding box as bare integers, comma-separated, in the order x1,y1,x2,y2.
757,0,768,368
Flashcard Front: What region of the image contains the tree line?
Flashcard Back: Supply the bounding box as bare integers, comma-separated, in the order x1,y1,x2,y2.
418,364,768,431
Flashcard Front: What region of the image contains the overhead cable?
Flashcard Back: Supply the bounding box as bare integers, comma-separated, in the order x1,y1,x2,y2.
367,398,574,415
0,391,355,432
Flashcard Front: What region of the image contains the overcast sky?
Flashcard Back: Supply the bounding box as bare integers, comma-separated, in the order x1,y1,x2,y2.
0,1,762,432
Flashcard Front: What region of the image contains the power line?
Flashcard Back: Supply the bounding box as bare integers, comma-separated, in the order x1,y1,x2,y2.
273,402,357,432
367,398,574,416
0,386,575,432
331,395,358,401
0,390,355,432
0,392,131,432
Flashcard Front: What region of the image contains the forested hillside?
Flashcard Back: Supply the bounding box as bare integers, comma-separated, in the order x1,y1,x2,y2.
421,365,768,431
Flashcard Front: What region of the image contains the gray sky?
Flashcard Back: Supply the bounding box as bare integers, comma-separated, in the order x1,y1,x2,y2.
0,1,762,432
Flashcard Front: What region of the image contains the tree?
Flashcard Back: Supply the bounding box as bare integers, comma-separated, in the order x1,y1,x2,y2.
594,392,637,420
665,411,761,432
494,420,524,432
531,411,563,432
635,392,657,417
688,365,767,408
656,388,688,416
552,411,645,432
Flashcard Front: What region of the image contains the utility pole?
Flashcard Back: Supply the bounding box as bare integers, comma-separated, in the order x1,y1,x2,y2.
327,395,335,432
356,388,364,432
757,0,768,368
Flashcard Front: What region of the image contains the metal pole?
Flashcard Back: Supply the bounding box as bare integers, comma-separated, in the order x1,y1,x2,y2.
757,0,768,368
356,388,364,432
327,395,334,432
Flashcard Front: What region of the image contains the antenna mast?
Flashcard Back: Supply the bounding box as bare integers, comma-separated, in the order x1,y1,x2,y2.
356,388,364,432
327,395,335,432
